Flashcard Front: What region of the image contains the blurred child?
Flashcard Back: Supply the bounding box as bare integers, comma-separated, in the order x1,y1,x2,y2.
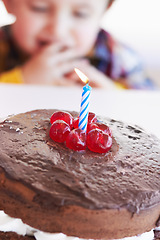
0,0,156,89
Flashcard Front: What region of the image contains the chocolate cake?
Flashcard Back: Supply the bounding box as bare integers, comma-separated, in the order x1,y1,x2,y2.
0,232,33,240
0,109,160,239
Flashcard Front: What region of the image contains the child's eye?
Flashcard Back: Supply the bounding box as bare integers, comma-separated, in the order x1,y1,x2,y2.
73,10,90,19
30,5,49,13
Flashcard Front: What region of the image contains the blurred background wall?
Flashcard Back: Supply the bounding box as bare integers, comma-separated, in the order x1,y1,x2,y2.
101,0,160,87
0,0,160,87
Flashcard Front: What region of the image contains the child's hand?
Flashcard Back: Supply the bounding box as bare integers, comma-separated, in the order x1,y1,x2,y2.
21,42,84,85
65,62,116,89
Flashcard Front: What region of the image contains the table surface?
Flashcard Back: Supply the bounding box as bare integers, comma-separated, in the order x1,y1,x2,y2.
0,84,160,139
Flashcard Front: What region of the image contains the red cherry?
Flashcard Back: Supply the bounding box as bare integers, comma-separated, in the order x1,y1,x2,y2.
73,113,97,130
49,120,70,143
73,117,79,129
87,129,112,153
66,129,86,151
88,112,97,125
87,122,112,137
50,111,73,128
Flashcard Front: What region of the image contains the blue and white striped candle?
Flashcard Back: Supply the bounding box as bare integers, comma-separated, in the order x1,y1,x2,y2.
75,68,92,132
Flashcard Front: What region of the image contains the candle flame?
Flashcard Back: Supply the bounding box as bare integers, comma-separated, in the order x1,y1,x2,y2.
74,68,89,84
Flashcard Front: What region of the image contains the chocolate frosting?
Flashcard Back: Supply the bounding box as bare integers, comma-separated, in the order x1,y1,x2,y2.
0,109,160,214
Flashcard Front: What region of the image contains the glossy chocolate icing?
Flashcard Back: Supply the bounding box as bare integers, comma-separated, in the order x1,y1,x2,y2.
0,109,160,215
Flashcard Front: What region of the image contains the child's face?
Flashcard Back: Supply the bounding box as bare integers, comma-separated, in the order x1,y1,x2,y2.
5,0,109,55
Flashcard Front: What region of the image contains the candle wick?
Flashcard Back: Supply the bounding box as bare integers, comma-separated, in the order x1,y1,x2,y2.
86,79,89,84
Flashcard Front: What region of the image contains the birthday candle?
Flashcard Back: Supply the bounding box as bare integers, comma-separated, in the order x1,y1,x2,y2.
75,68,92,132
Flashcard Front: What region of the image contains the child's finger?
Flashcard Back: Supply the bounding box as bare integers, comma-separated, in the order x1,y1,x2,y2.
75,63,116,89
53,59,89,78
51,48,84,64
52,77,80,86
39,43,84,64
39,42,66,55
39,42,83,59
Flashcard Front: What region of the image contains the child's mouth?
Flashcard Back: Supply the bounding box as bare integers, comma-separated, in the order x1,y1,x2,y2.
38,41,49,47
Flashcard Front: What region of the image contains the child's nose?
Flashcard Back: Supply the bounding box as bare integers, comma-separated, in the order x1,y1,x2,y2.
47,12,72,41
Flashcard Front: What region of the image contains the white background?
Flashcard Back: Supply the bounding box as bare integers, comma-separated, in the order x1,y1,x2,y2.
0,0,160,86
